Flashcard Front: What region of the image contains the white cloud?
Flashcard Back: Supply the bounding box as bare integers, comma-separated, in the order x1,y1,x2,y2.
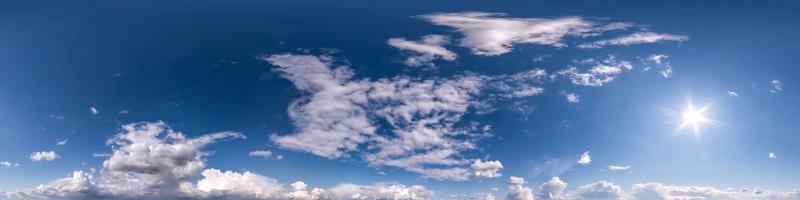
631,183,800,200
118,110,130,114
562,91,580,103
607,165,631,172
420,12,630,56
388,34,457,67
328,182,433,200
471,160,503,179
539,177,567,200
1,161,13,167
506,176,534,200
187,168,284,199
57,139,68,146
575,181,625,200
92,153,110,157
647,54,669,64
1,170,100,199
770,80,782,93
30,151,59,162
90,107,99,115
3,121,436,200
261,54,546,181
579,32,688,49
728,91,739,97
577,151,591,165
769,152,777,159
98,122,246,197
249,150,280,160
557,55,633,87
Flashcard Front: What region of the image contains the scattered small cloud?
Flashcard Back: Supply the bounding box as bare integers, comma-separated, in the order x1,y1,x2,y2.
49,114,65,120
561,91,580,103
770,80,782,93
90,107,99,115
0,161,18,167
769,152,777,159
30,151,59,162
118,110,130,114
577,151,591,165
249,150,283,160
533,54,551,62
56,139,68,146
607,165,631,171
728,91,739,97
92,153,110,157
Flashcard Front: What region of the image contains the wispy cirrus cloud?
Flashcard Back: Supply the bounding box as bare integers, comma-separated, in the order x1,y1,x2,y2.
388,34,457,67
419,12,632,56
579,32,688,49
261,53,551,181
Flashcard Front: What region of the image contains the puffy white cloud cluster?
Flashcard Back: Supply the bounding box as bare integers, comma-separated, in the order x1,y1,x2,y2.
98,122,246,197
419,12,632,56
2,122,432,200
262,54,550,181
388,34,457,67
471,160,504,179
507,176,535,200
557,56,633,87
539,177,568,200
575,181,624,200
631,183,800,200
328,183,433,200
578,32,688,49
30,151,59,162
500,176,800,200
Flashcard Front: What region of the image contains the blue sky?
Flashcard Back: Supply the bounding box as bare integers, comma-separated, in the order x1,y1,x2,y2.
1,1,800,199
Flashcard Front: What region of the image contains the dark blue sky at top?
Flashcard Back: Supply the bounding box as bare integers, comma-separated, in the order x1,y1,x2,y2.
1,0,800,195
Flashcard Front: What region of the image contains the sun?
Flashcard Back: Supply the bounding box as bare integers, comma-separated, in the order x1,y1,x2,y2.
678,102,711,134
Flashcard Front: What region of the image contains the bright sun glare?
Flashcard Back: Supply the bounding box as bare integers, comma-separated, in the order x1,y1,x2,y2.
679,102,712,134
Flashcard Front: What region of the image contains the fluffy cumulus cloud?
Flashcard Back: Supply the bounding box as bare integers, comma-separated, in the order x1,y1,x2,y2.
388,34,457,67
575,181,625,200
30,151,59,162
577,151,591,165
471,160,504,179
631,183,800,200
557,55,633,87
578,32,688,49
505,177,800,200
2,170,100,199
419,12,632,56
261,54,547,181
507,176,535,200
2,122,433,200
539,177,568,200
327,183,433,200
1,161,17,167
